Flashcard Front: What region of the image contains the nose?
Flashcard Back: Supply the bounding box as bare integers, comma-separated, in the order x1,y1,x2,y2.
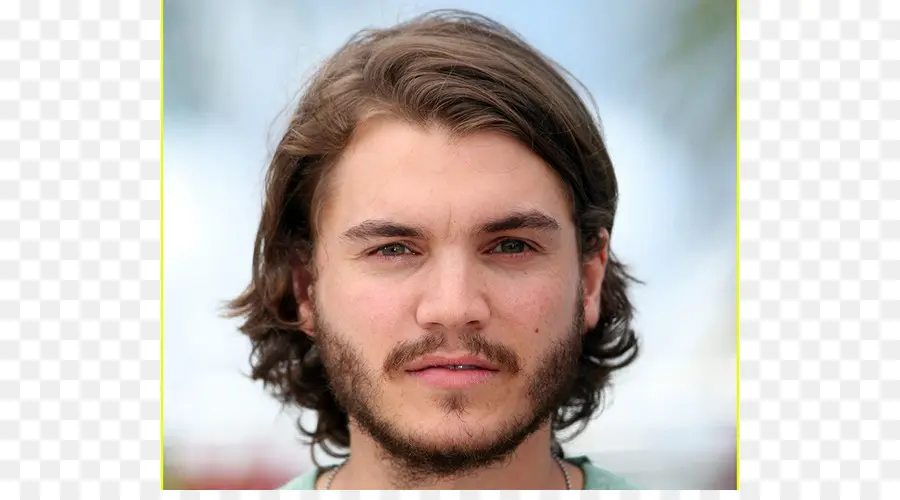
415,252,490,331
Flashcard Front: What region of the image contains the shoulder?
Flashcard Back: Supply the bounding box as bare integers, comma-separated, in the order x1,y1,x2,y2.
277,468,320,490
278,459,638,490
567,456,640,490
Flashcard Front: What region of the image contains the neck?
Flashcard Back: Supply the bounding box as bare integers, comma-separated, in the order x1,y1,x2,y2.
321,421,575,490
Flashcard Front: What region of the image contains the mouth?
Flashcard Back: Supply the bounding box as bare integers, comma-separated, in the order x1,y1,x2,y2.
409,364,497,372
404,356,501,388
404,354,500,373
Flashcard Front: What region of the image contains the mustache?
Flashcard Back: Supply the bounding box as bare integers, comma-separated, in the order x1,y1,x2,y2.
383,330,521,374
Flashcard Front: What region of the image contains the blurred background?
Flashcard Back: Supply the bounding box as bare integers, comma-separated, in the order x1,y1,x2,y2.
162,0,737,490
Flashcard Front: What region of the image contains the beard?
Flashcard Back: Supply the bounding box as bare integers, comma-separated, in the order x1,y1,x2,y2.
314,293,584,485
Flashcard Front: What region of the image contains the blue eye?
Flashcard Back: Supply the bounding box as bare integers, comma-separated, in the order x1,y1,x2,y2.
375,243,413,257
490,239,530,254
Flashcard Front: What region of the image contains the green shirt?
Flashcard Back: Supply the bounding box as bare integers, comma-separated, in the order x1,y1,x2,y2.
278,456,638,490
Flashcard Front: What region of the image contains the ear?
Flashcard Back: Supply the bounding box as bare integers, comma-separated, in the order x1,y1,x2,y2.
291,264,316,336
581,228,609,333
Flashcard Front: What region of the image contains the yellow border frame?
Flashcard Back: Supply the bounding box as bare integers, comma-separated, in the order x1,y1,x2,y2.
159,0,166,489
157,1,742,490
735,0,741,490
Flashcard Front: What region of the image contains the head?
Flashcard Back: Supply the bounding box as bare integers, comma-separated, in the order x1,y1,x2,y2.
227,10,639,477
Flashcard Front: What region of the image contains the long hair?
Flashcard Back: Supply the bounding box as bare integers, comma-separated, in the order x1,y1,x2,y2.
226,9,639,465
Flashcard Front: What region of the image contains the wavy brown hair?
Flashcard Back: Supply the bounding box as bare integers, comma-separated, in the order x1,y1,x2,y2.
226,9,639,464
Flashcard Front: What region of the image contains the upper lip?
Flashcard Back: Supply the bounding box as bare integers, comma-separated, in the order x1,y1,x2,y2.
405,354,500,372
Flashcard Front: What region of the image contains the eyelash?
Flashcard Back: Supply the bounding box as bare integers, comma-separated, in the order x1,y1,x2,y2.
369,239,537,260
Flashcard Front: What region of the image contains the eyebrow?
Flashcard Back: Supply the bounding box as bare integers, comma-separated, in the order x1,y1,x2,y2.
475,210,561,235
340,210,561,243
341,219,433,242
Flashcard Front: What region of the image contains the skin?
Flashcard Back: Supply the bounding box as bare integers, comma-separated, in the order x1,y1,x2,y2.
292,118,609,489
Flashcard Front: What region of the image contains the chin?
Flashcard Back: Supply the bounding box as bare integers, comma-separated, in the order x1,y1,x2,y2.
408,412,504,440
406,426,500,450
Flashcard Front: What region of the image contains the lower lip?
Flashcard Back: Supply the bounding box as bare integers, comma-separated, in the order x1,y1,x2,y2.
408,367,498,388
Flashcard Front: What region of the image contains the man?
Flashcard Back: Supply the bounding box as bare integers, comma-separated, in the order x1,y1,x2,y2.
227,9,641,490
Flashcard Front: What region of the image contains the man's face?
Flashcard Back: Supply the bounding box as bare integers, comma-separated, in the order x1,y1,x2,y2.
303,119,598,476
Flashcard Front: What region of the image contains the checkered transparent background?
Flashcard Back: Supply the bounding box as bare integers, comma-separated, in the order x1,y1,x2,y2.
0,0,895,498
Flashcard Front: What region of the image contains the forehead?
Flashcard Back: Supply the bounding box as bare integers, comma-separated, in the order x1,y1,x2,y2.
320,119,572,237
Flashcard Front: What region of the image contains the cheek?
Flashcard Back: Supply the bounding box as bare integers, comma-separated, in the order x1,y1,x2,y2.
493,273,577,350
318,267,412,350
